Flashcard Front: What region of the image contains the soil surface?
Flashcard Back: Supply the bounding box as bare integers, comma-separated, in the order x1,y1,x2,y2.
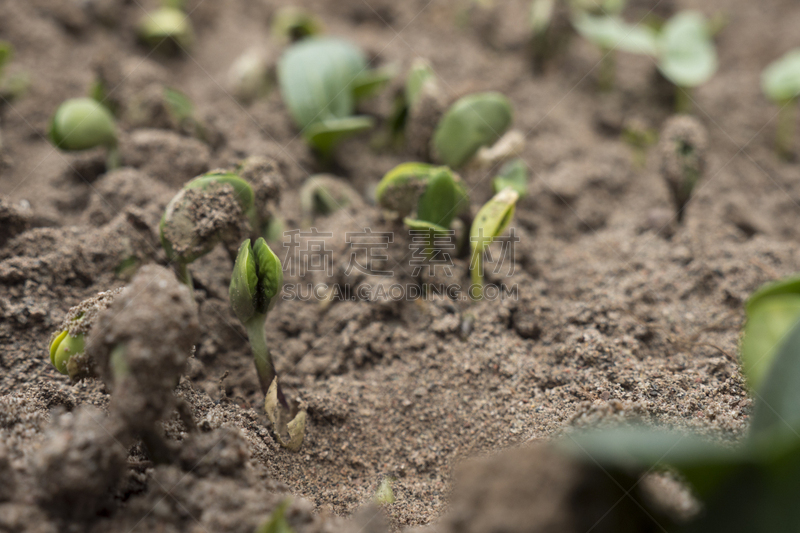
1,0,799,531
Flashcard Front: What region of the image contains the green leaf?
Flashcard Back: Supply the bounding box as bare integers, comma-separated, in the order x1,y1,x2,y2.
138,7,193,50
303,115,374,157
572,13,659,55
492,158,529,196
352,66,395,101
229,239,257,323
376,162,438,215
470,188,518,253
49,98,118,151
49,330,69,368
416,170,462,228
253,237,283,313
375,477,396,505
185,171,255,212
563,426,745,498
52,333,86,376
278,37,367,130
255,500,295,533
657,11,718,88
405,58,435,107
741,275,800,390
762,48,800,103
432,92,513,168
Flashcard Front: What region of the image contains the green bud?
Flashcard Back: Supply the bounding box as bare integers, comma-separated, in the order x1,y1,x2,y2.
50,331,84,376
432,92,513,168
375,477,396,505
229,238,283,324
49,98,117,151
138,7,193,51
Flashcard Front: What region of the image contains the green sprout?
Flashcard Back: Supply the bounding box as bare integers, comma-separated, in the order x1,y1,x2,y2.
230,238,306,451
0,40,29,103
562,312,800,531
255,501,294,533
432,92,513,168
271,6,324,43
740,275,800,391
375,477,396,505
160,171,255,289
277,37,391,159
762,48,800,159
656,115,708,222
656,11,718,112
571,12,658,91
138,6,193,53
49,97,120,170
50,330,85,377
376,162,469,221
300,175,361,227
470,188,519,299
492,158,529,196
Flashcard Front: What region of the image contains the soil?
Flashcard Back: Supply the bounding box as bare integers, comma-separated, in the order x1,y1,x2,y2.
1,0,799,532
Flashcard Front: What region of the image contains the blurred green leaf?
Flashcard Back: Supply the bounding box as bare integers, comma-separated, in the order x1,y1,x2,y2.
304,115,374,157
353,66,395,101
657,11,718,88
0,40,13,74
417,170,462,228
164,86,194,124
492,158,529,196
255,500,294,533
470,187,518,254
271,6,323,43
572,13,658,55
433,92,513,168
405,58,436,107
762,48,800,103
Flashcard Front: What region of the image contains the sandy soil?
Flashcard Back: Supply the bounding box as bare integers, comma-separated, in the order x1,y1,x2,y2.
2,0,800,531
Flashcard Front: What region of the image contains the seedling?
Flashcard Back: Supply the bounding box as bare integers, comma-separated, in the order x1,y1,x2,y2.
49,97,120,169
229,238,306,451
138,6,193,53
160,171,256,289
492,158,529,196
656,11,718,112
563,312,800,531
470,188,519,299
300,174,361,227
761,48,800,159
271,6,324,43
656,115,708,222
376,162,469,222
375,477,396,505
432,92,513,168
227,49,272,104
278,37,391,158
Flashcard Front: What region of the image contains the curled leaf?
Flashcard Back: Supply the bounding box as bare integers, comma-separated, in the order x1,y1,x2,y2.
470,187,519,254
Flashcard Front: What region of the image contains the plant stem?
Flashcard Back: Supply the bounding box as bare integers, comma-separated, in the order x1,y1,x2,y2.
675,86,693,114
776,98,797,160
598,48,615,92
470,246,483,300
245,316,276,395
176,262,195,301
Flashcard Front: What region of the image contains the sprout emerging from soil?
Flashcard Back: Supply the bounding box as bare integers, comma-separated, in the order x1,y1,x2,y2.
229,238,306,451
376,163,469,224
470,188,519,299
160,171,255,289
374,477,396,505
227,49,273,104
278,37,390,159
432,92,513,168
657,115,708,222
138,6,193,54
300,174,362,227
49,98,120,169
271,6,324,43
762,48,800,160
48,289,122,381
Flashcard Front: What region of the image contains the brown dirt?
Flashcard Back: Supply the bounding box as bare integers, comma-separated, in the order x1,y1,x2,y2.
1,0,799,531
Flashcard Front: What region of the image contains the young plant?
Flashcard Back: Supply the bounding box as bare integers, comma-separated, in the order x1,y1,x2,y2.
49,97,120,169
492,158,529,196
376,162,469,222
229,238,306,451
656,11,718,112
656,115,708,222
761,48,800,159
432,92,514,168
227,49,273,105
277,37,392,159
300,174,362,227
138,6,193,53
470,188,519,299
49,289,121,381
271,6,324,43
160,171,255,289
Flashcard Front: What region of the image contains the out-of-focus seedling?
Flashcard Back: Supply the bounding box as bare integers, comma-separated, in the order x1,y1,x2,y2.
49,97,120,169
656,115,707,222
762,49,800,160
656,11,718,112
740,275,800,391
376,162,469,222
492,158,529,196
375,477,396,505
255,500,294,533
49,289,121,381
432,92,513,168
0,40,29,103
271,6,324,43
470,188,519,299
138,6,193,53
300,174,362,227
278,37,391,159
230,238,306,451
227,49,273,104
572,12,658,91
160,171,255,289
